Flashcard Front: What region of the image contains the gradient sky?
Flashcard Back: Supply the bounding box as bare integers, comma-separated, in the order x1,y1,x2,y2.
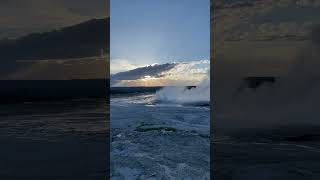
111,0,210,69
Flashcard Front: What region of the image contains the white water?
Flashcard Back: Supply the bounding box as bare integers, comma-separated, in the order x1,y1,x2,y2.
154,74,210,105
111,93,210,179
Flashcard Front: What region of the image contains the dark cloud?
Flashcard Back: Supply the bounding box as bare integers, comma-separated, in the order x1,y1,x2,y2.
214,0,257,9
3,58,109,80
0,0,109,38
213,0,320,43
111,63,176,85
0,18,109,80
60,0,109,16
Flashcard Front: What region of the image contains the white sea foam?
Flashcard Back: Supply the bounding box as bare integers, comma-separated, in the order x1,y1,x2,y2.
154,73,210,105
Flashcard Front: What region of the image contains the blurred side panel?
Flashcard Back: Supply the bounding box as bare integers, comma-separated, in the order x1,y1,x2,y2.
0,0,110,179
213,0,320,179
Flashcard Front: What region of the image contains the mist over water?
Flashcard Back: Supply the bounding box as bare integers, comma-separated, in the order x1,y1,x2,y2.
214,42,320,133
154,74,210,105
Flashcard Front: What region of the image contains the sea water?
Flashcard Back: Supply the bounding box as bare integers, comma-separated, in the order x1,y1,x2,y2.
110,87,210,179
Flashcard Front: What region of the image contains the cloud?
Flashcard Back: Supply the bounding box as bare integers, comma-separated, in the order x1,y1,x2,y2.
296,0,320,7
111,60,209,87
214,0,257,9
111,63,176,81
2,57,109,80
159,60,209,79
212,0,275,44
110,59,142,74
212,0,320,43
0,0,108,38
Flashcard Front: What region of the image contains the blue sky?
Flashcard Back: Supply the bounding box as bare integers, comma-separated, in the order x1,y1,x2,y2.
111,0,210,70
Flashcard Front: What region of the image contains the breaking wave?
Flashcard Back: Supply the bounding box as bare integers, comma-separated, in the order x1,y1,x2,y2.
154,75,210,106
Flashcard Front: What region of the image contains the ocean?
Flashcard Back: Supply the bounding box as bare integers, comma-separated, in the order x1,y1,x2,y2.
213,77,320,180
110,87,210,179
213,125,320,180
0,98,109,179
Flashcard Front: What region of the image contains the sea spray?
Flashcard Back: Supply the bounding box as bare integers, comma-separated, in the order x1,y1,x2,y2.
154,75,210,105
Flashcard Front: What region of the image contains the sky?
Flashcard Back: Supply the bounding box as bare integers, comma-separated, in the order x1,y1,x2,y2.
111,0,210,74
110,0,210,86
0,0,109,80
0,0,108,39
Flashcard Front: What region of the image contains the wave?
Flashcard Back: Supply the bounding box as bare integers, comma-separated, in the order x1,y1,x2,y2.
154,75,210,106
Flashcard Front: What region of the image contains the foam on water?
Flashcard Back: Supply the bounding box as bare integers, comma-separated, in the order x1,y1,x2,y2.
154,75,210,105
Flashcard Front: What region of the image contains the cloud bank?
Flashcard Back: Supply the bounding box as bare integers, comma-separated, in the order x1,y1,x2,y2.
213,0,320,44
0,0,108,39
111,60,209,87
110,59,142,75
